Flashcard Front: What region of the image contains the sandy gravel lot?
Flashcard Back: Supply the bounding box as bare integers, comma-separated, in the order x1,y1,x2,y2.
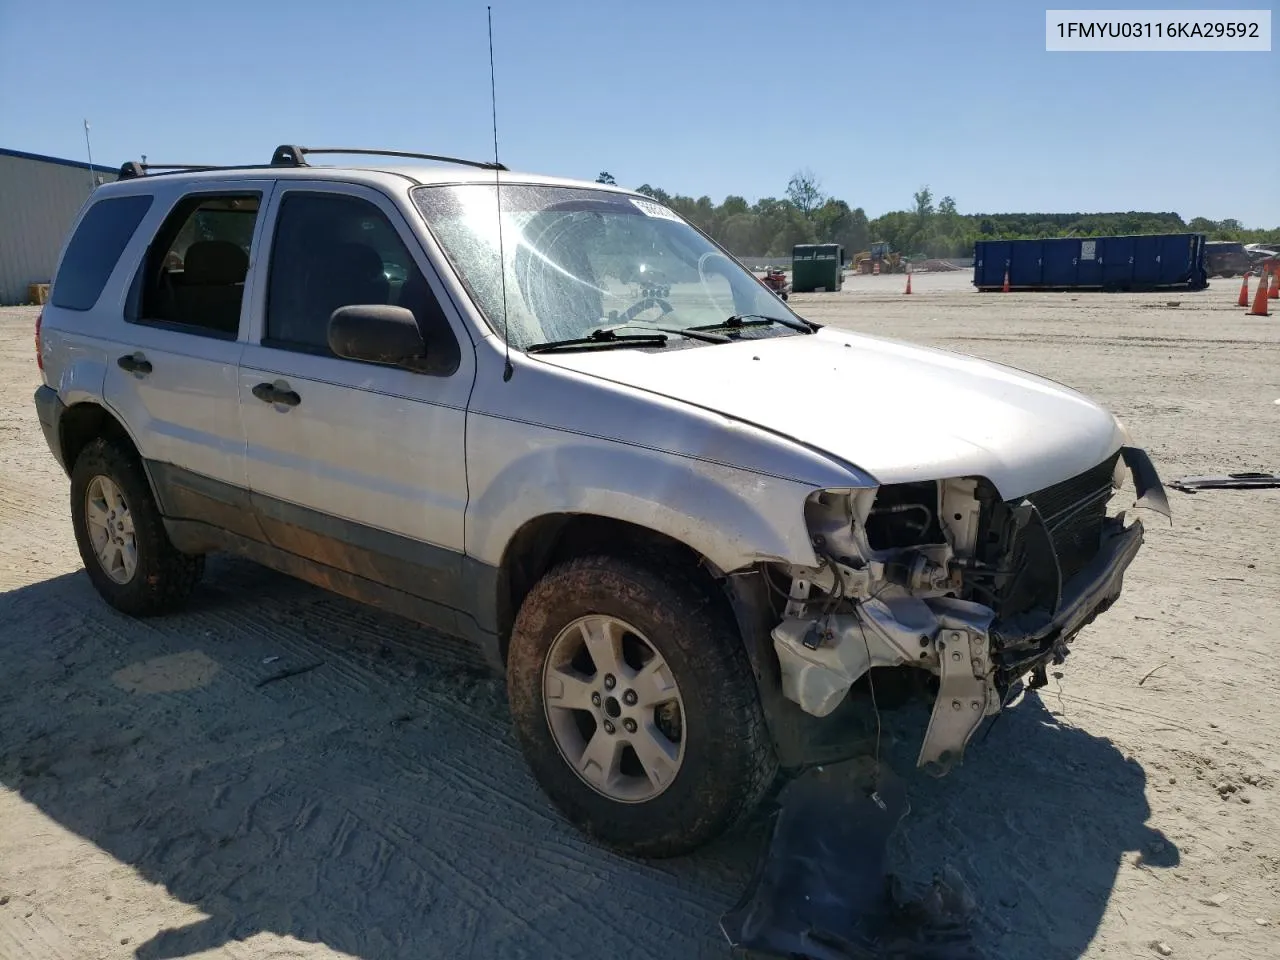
1,271,1278,960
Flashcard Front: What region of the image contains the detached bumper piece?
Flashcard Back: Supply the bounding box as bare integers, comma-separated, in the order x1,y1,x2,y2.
1168,471,1280,493
720,760,979,960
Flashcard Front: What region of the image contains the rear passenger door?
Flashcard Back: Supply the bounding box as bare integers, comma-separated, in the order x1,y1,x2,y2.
237,182,474,616
102,182,270,522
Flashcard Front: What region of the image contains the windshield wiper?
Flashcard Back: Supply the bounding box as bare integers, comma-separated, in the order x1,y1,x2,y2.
526,328,669,354
604,322,731,344
689,313,815,334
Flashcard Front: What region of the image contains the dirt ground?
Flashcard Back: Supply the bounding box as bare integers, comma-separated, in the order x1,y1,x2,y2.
1,271,1278,960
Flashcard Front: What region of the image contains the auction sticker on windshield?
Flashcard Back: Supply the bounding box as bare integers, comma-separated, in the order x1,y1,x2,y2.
629,197,684,221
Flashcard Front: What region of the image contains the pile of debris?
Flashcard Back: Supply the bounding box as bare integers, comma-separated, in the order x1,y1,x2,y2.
911,259,965,273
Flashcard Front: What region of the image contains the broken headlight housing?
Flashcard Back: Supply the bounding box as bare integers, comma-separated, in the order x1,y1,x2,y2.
796,482,964,602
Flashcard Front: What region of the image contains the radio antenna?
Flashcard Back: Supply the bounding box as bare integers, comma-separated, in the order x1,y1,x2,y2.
488,6,514,382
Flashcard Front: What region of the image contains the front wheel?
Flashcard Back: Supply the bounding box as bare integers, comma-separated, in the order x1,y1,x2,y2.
507,554,776,858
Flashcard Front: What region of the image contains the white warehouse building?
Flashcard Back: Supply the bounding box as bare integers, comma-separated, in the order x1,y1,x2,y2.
0,147,118,305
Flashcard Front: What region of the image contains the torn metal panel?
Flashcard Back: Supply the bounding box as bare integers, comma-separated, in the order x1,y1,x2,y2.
720,760,979,960
919,618,998,775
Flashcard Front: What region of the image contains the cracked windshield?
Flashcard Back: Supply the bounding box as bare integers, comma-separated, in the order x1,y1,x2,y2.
413,183,794,348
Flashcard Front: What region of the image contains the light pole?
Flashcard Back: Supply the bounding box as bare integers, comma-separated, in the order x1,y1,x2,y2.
83,119,96,190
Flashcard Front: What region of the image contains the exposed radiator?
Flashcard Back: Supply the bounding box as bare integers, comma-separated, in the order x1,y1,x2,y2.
1025,451,1120,583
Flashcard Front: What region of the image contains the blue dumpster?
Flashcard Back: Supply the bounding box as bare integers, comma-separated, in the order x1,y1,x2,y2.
973,235,1208,291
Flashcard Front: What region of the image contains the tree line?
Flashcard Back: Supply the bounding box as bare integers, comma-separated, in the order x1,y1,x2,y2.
595,170,1280,260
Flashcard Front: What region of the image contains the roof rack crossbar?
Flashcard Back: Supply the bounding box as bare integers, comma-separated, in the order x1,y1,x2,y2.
117,161,245,181
117,145,510,182
272,145,507,172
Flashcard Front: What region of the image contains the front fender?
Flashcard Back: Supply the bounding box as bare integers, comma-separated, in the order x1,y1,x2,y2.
465,425,833,576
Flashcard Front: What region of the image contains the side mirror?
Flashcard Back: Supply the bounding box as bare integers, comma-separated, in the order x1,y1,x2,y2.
327,304,426,368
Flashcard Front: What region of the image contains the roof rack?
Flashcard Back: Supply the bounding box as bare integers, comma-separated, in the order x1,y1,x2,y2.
270,144,506,172
115,145,508,182
117,161,229,181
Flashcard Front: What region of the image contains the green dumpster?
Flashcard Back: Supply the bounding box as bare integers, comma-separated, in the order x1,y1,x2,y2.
791,243,844,292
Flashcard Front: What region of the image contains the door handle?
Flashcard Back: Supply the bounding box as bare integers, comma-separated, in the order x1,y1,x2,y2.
252,381,301,407
117,353,152,375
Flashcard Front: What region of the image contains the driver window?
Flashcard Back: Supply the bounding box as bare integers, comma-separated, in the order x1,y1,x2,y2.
264,192,459,372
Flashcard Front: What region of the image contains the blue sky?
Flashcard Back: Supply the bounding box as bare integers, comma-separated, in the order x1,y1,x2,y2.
2,0,1276,225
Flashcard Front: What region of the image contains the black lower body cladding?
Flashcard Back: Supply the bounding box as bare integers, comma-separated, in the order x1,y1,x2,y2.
34,385,68,472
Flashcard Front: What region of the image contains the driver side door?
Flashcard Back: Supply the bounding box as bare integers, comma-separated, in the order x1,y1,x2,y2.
237,181,475,625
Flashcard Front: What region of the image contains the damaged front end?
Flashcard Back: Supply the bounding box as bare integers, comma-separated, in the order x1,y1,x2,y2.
768,446,1170,774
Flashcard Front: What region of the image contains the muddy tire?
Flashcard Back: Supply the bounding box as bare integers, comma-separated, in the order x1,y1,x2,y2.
70,437,204,616
507,554,776,858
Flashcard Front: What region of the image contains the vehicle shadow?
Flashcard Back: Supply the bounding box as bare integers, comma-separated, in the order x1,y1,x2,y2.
0,560,1176,959
877,692,1179,958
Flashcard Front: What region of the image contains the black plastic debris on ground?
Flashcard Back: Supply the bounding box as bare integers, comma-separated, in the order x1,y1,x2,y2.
1168,472,1280,493
720,759,980,960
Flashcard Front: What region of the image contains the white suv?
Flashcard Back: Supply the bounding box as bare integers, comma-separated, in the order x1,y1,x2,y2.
33,146,1170,858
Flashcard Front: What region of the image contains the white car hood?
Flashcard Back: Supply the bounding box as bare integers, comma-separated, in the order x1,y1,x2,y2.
534,327,1125,500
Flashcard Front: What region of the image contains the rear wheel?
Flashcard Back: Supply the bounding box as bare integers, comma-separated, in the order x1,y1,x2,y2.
70,437,204,615
507,554,776,858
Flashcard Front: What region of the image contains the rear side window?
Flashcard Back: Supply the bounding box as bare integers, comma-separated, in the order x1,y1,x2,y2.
264,191,459,374
51,195,153,311
132,193,260,337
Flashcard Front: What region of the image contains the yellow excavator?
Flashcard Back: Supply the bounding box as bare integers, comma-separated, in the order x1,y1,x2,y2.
853,241,906,274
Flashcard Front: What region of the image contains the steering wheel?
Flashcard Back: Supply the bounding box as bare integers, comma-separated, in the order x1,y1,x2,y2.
618,292,675,324
696,251,737,317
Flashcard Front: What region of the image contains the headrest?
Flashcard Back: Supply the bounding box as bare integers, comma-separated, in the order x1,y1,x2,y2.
311,242,385,281
182,241,248,286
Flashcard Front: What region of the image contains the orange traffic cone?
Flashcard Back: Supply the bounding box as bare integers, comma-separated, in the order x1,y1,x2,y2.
1270,268,1279,299
1248,267,1271,316
1002,268,1011,293
904,269,912,295
873,261,880,276
1237,273,1250,307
